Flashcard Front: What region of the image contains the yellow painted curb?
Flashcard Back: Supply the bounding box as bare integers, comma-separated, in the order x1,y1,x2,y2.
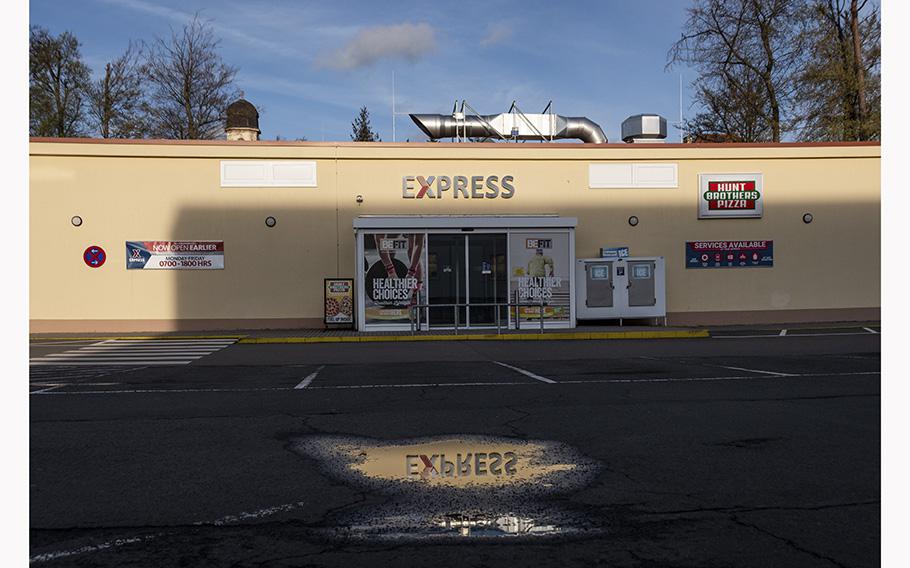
237,329,709,344
31,330,709,344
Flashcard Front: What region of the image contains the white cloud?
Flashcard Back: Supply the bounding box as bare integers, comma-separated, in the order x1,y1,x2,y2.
96,0,299,58
479,23,513,47
318,22,436,70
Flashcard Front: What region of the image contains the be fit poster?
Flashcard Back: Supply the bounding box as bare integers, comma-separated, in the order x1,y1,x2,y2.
363,233,426,325
509,233,571,321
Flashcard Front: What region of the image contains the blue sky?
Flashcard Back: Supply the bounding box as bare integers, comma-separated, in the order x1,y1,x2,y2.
29,0,698,142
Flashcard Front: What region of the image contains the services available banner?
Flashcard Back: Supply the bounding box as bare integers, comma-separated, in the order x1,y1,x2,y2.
698,173,763,218
126,241,224,270
686,240,773,268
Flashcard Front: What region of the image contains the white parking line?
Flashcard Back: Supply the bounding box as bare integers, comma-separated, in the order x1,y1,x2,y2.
30,382,122,387
30,534,161,564
31,499,310,563
29,340,100,346
31,386,292,395
779,329,788,336
78,346,222,351
206,501,309,526
28,370,879,396
29,361,196,366
557,370,878,385
96,339,238,344
294,365,325,389
863,327,879,334
713,332,873,338
29,339,236,366
30,384,67,394
710,364,795,377
309,381,531,389
39,352,210,357
491,361,557,383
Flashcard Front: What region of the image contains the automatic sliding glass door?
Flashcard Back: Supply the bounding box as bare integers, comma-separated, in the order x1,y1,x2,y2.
426,235,466,327
426,233,506,329
468,234,507,327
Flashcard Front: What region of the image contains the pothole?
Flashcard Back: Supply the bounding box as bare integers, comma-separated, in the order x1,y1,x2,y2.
291,434,603,540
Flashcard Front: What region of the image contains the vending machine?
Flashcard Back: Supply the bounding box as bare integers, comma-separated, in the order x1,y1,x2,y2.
576,256,666,323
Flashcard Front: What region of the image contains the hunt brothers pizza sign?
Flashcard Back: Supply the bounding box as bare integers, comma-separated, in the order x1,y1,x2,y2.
698,173,763,219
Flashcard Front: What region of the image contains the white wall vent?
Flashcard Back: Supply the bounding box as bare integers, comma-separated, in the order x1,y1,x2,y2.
220,161,317,187
588,163,678,189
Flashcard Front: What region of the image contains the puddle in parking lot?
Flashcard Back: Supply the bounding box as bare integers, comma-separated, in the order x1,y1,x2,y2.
291,435,602,540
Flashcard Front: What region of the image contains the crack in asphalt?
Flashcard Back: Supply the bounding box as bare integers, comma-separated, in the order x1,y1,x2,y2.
731,514,851,568
501,406,532,437
248,547,338,567
310,492,370,526
597,464,640,485
30,493,372,564
636,499,879,517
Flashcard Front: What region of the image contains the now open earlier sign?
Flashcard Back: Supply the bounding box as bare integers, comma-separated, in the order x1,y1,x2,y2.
698,173,763,219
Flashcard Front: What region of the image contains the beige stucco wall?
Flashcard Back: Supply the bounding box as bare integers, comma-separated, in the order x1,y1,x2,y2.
29,139,880,331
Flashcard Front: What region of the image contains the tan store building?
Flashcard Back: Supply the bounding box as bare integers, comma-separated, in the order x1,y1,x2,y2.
29,138,880,333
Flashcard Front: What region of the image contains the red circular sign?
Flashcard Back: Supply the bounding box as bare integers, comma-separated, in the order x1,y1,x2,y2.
83,245,106,268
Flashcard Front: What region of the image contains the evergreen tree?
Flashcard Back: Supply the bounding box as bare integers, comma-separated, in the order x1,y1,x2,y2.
351,106,380,141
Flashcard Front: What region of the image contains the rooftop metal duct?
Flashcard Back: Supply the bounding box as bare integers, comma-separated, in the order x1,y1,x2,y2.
410,102,607,144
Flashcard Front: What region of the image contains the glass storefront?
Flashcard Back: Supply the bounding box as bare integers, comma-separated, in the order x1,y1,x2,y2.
355,217,576,331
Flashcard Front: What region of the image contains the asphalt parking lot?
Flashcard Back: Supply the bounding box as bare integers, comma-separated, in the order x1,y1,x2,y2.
30,331,880,567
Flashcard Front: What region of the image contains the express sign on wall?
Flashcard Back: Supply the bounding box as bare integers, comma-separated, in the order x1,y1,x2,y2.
698,173,763,218
402,175,515,199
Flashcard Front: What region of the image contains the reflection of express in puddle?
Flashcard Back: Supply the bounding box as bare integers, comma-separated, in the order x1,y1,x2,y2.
348,438,575,486
292,435,602,540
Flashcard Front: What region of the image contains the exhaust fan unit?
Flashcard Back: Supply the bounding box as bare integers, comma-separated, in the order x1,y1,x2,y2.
621,114,667,143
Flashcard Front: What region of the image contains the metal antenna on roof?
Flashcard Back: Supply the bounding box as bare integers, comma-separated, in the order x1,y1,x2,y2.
392,71,396,142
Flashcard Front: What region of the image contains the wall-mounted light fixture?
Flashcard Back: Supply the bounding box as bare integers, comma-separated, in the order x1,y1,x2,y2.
628,215,639,227
356,195,364,204
802,213,814,224
265,216,277,227
71,215,83,227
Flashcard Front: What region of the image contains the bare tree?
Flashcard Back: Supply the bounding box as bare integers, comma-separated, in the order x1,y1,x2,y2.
143,16,238,139
683,64,774,142
30,26,91,137
87,42,148,138
668,0,807,142
351,106,381,141
795,0,880,140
